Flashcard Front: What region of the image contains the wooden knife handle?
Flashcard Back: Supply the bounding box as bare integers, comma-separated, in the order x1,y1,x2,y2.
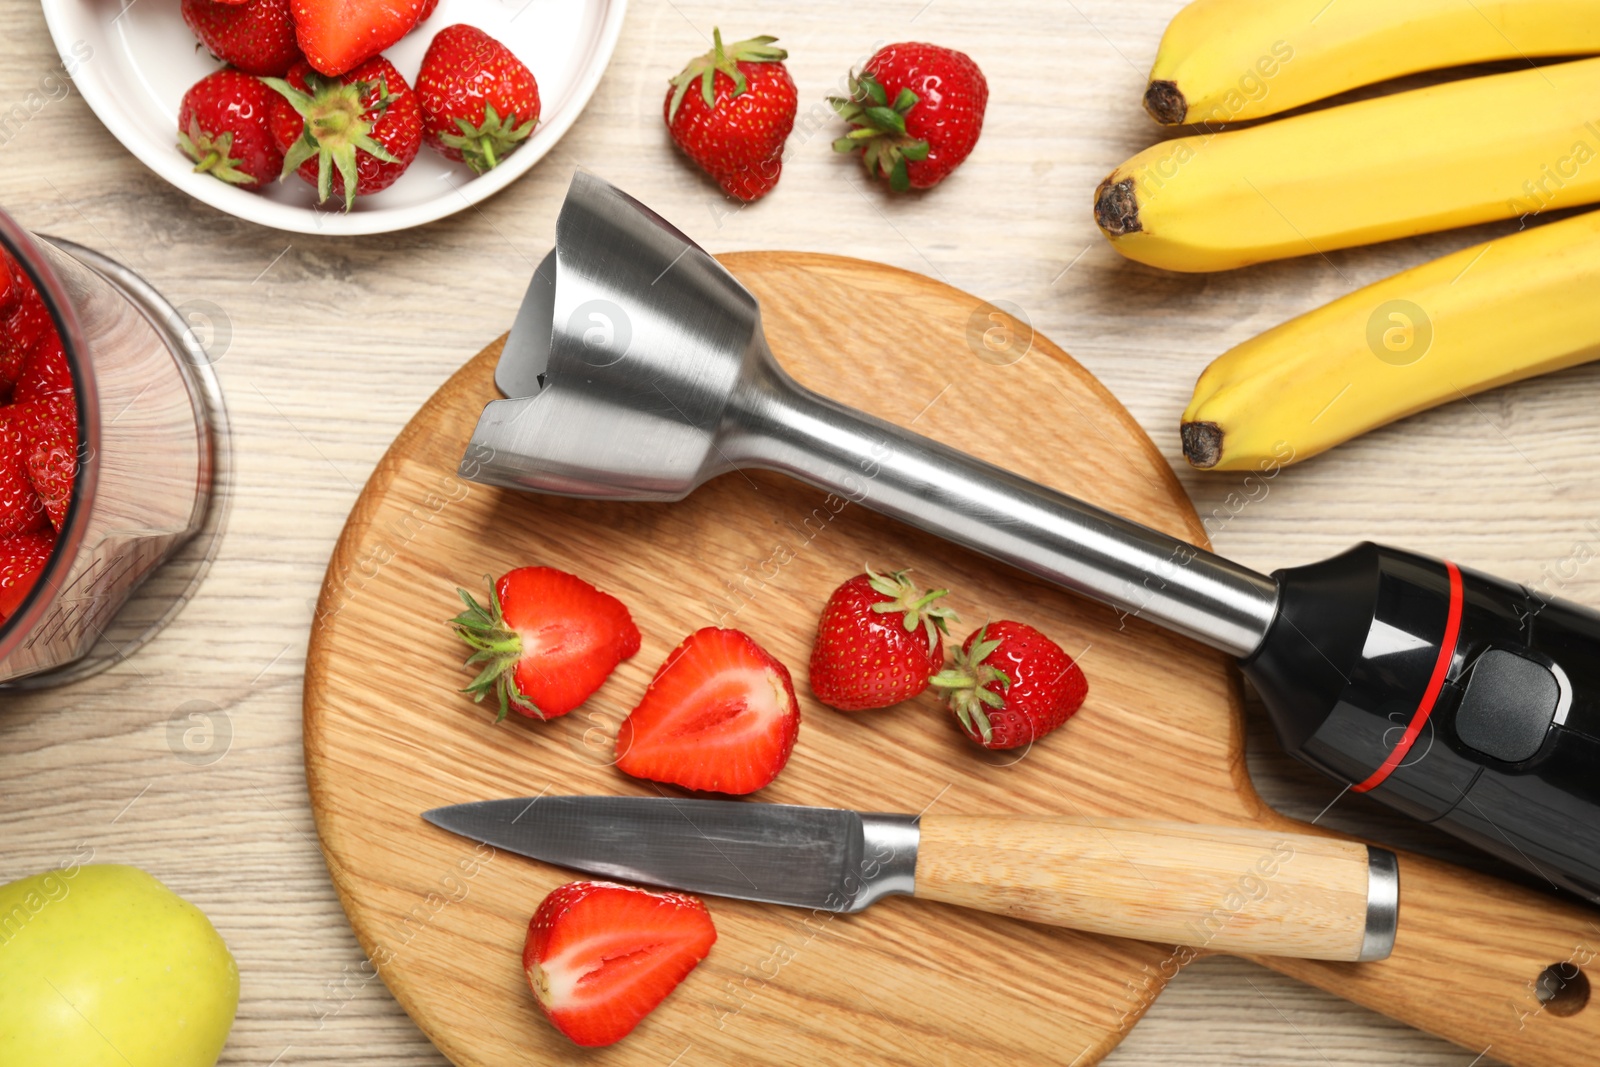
912,814,1393,962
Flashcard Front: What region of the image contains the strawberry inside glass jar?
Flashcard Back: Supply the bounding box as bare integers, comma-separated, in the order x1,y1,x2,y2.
0,249,77,621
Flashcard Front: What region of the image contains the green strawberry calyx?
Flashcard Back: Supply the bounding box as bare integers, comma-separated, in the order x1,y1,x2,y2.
178,118,256,186
929,624,1011,745
451,580,542,722
261,72,401,211
439,102,538,175
667,28,788,123
828,70,931,192
865,566,957,655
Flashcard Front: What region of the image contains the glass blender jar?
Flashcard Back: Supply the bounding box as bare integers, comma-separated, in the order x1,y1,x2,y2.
0,209,227,684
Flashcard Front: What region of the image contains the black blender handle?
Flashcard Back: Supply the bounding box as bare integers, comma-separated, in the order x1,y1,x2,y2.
1242,542,1600,905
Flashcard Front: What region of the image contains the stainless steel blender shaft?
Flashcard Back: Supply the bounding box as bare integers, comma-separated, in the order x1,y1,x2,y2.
463,172,1280,659
723,359,1280,658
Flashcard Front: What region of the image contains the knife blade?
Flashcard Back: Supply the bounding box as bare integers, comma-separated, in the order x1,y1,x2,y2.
423,796,1398,962
422,795,918,913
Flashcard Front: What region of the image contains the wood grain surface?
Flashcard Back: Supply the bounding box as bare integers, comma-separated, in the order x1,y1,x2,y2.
304,252,1237,1067
5,0,1600,1064
303,253,1600,1066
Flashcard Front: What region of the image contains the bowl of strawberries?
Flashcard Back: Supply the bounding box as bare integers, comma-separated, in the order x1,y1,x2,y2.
40,0,627,234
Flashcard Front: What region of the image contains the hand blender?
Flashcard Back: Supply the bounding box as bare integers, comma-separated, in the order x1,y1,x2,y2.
461,171,1600,907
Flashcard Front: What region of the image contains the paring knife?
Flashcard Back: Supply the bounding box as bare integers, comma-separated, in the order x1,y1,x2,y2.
423,795,1398,962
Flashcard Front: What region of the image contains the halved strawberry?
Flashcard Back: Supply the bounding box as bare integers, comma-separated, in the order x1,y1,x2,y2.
524,881,716,1048
615,627,799,794
452,566,641,721
0,530,55,619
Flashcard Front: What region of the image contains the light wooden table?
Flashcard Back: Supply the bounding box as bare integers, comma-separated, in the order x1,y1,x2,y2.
4,0,1594,1063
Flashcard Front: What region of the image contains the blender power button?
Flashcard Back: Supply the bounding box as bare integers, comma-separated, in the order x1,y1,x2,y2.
1454,648,1562,764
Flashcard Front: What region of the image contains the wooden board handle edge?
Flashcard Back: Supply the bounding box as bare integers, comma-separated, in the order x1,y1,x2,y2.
912,814,1394,962
1255,841,1600,1067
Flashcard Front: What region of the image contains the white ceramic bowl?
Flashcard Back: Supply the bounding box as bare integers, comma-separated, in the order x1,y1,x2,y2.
41,0,627,235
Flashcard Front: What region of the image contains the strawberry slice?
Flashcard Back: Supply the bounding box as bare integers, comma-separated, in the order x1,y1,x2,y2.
452,566,641,721
524,881,716,1048
0,530,55,619
615,627,800,794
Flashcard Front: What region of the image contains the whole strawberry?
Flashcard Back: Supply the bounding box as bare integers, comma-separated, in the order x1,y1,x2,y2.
180,0,302,77
664,29,796,202
264,57,422,209
1,290,52,363
14,334,71,404
0,412,47,538
14,397,77,530
0,272,49,393
830,42,987,191
810,567,957,711
932,621,1087,750
417,24,540,174
0,254,22,321
178,71,285,189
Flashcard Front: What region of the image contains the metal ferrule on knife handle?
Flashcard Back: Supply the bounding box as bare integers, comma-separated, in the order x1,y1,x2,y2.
852,814,922,910
902,816,1397,962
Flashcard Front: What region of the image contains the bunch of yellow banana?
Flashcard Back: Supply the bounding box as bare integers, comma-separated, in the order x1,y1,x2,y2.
1145,0,1600,126
1181,209,1600,471
1096,55,1600,272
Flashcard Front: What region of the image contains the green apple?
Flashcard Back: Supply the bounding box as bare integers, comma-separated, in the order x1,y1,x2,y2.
0,864,239,1066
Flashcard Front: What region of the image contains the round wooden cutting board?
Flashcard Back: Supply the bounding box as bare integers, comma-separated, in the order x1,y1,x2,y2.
303,253,1600,1067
